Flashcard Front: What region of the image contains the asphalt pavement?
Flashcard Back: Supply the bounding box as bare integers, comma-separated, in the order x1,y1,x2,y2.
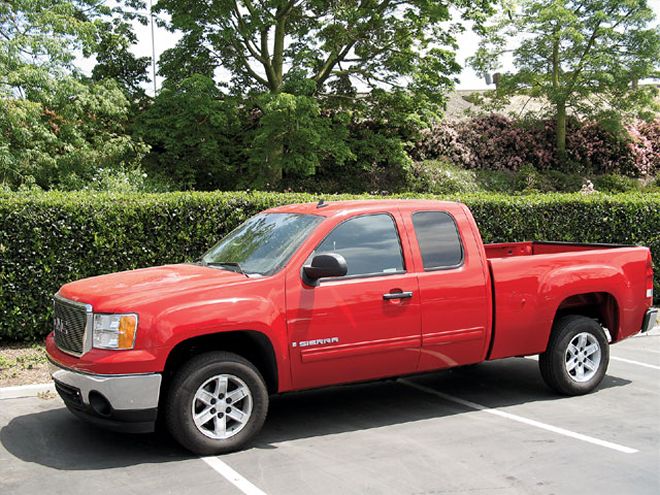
1,333,659,495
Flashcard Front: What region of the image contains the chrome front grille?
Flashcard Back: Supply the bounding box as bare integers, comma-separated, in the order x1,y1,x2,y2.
53,296,92,356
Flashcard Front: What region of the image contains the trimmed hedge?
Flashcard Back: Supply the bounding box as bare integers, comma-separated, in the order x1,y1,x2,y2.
1,191,658,342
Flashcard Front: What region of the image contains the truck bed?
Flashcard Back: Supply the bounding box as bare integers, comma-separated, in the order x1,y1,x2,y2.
485,241,630,259
485,241,651,361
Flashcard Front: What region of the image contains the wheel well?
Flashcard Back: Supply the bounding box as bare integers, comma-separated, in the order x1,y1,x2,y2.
554,292,619,340
161,331,278,395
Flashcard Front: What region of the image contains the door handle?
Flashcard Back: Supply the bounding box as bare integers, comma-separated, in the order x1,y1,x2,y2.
383,291,413,300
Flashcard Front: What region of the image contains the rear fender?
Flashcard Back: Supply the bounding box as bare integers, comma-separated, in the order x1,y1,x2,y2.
540,264,626,343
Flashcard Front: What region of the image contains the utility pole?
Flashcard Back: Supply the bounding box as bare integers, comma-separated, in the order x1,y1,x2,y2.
149,0,157,95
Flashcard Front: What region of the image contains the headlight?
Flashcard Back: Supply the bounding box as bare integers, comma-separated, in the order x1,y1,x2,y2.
93,314,138,350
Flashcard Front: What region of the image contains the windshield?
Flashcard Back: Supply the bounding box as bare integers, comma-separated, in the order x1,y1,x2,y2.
201,213,323,276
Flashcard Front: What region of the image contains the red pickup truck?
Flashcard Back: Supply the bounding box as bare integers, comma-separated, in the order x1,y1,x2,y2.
47,200,656,454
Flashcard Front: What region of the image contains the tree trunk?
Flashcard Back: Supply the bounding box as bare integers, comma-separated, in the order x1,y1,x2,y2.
556,100,567,164
265,143,284,189
260,11,287,188
550,36,567,165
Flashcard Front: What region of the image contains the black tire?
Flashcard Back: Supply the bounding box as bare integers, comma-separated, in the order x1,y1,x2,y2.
165,351,268,455
539,315,609,396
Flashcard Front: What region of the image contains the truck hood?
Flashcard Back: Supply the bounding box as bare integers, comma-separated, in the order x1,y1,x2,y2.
58,264,250,312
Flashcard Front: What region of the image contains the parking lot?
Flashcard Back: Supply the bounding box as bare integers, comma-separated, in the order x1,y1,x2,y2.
1,332,659,495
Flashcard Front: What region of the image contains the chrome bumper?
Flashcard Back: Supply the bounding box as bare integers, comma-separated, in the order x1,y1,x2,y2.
641,308,658,334
48,358,162,410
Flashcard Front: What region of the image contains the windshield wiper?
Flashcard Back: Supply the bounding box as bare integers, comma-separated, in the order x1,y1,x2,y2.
202,261,248,276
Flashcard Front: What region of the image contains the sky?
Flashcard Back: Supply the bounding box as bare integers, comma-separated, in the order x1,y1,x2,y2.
83,3,660,96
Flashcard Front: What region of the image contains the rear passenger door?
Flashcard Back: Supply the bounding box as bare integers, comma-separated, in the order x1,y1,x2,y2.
285,212,421,390
404,208,491,371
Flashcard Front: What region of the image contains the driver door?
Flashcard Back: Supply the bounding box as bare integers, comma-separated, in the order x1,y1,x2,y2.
285,212,421,390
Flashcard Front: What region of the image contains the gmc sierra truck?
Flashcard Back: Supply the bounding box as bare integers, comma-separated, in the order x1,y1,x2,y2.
47,200,657,454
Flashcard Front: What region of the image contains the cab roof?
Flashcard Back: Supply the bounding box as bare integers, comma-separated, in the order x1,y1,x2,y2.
264,199,462,217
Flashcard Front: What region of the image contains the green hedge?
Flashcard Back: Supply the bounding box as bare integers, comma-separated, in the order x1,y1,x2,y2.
1,191,658,343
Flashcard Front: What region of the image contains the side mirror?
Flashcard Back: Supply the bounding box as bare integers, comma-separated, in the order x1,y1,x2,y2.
303,253,348,283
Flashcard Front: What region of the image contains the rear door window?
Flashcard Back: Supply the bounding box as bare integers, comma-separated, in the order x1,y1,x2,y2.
412,211,463,269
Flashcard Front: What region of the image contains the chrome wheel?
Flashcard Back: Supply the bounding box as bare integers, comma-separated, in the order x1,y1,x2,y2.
565,332,601,383
192,374,253,440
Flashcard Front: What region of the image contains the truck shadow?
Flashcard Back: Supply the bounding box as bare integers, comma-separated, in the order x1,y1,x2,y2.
0,358,631,470
0,407,189,470
256,357,632,447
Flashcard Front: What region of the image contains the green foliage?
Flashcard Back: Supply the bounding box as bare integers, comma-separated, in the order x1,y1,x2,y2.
91,18,151,100
153,0,495,185
642,178,660,193
471,0,660,160
1,190,658,342
157,32,217,84
592,174,642,193
0,0,150,189
1,77,148,189
410,160,480,194
156,0,491,98
410,162,645,194
58,166,173,192
0,0,99,83
280,122,414,194
513,163,554,192
1,0,146,92
136,75,244,189
248,92,353,187
137,79,416,192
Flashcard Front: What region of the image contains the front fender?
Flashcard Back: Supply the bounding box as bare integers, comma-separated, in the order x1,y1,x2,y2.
149,294,291,389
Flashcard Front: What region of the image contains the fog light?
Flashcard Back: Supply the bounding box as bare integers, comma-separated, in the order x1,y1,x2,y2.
89,391,112,417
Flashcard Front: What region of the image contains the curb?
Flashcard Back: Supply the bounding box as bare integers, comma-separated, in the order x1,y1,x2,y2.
0,383,55,400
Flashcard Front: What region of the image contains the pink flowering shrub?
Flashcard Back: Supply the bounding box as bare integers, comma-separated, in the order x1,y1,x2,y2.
414,115,659,177
626,119,660,177
414,115,543,171
566,121,632,175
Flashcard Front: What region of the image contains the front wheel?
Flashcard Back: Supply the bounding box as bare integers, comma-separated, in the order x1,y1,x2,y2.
539,315,609,396
165,351,269,455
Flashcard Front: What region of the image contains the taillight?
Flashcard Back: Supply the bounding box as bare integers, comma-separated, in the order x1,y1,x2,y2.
646,252,654,300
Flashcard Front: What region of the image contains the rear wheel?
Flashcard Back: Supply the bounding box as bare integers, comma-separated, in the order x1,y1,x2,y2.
165,351,268,455
539,315,609,396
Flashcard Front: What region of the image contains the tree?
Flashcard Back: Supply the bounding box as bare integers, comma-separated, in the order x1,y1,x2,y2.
135,75,244,189
470,0,660,163
89,1,152,100
0,0,149,188
155,0,494,186
158,32,217,85
249,91,354,183
0,77,148,188
91,20,151,101
1,0,99,91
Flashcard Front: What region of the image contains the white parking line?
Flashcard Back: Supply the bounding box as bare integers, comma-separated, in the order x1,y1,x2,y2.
610,356,660,370
525,354,660,370
399,379,638,454
201,456,268,495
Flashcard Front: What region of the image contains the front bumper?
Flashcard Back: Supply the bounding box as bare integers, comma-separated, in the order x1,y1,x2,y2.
49,357,162,433
641,308,658,334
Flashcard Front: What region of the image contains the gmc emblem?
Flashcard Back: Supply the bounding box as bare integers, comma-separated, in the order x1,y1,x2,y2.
54,317,67,334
